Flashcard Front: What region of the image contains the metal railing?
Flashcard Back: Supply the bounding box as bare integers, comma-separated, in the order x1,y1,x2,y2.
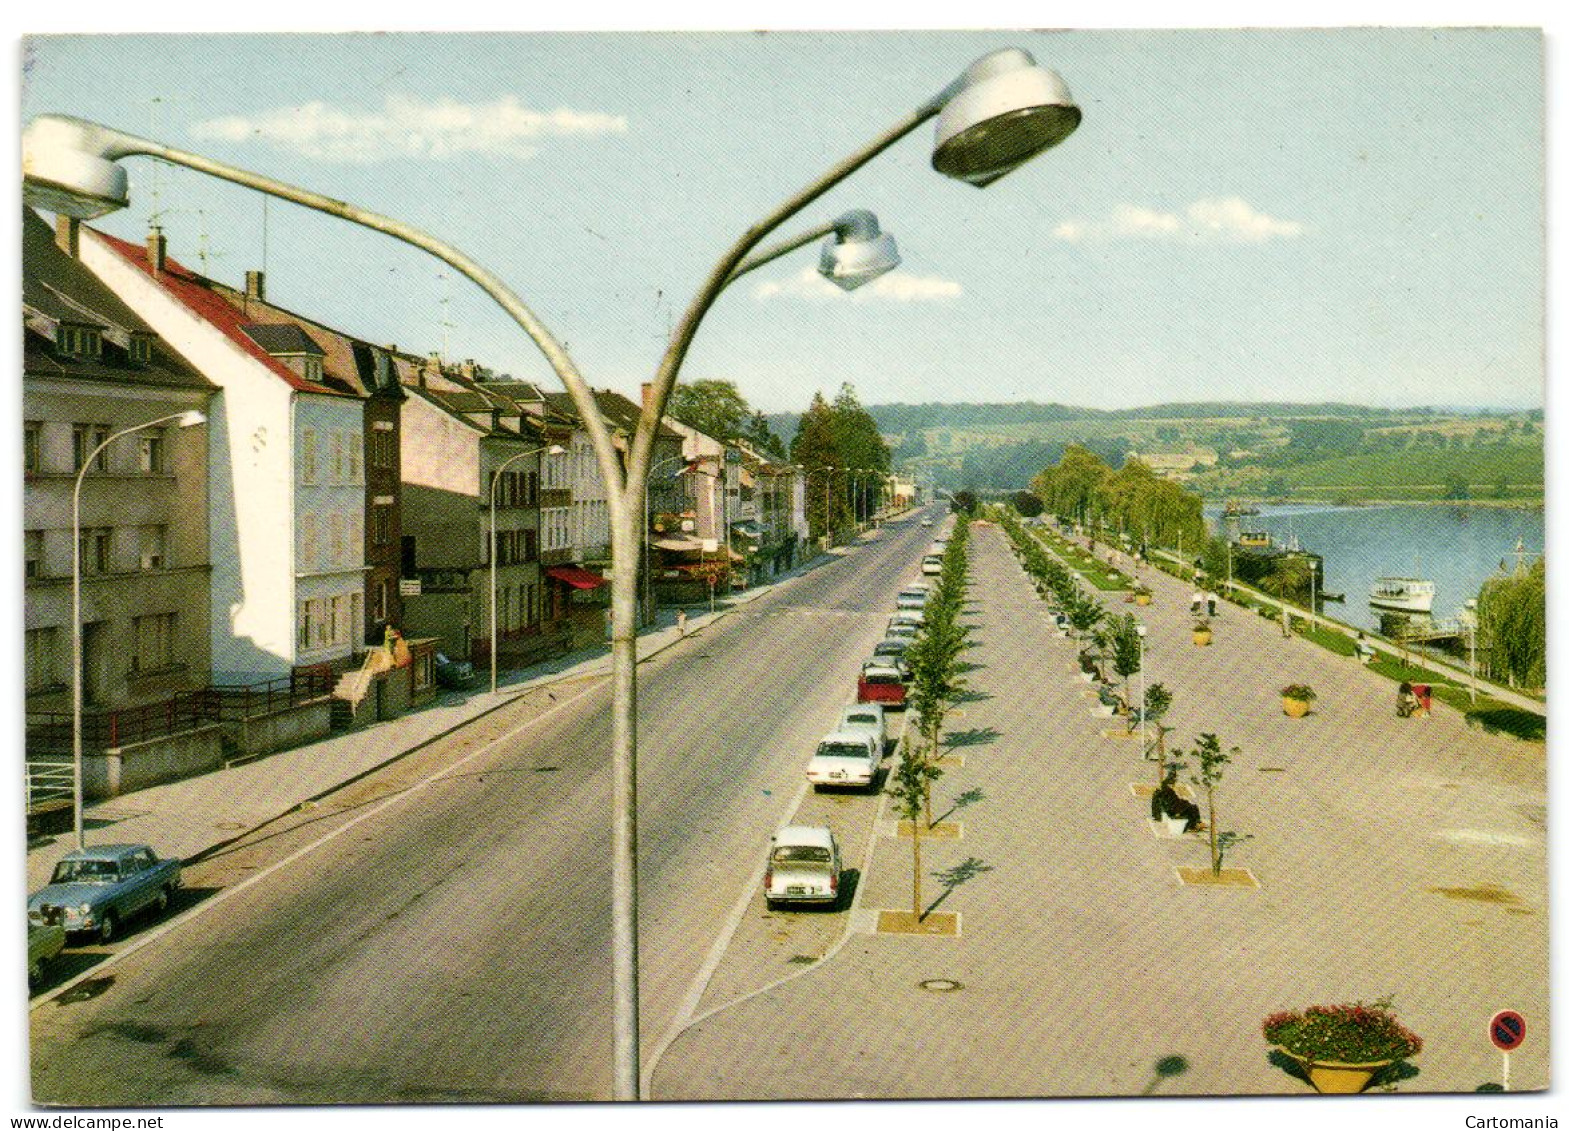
25,760,73,812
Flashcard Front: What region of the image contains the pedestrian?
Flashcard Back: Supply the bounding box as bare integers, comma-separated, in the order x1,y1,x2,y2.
676,609,687,638
1190,590,1204,615
1396,681,1418,718
1355,632,1375,664
1206,591,1218,617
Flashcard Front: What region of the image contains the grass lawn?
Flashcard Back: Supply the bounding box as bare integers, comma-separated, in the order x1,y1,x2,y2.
1032,528,1130,590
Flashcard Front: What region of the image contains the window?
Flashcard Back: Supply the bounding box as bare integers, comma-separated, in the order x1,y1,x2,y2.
347,434,363,483
300,428,318,484
138,525,167,571
329,514,344,566
26,628,60,693
299,514,319,572
373,506,392,546
79,528,111,574
371,428,396,469
331,595,350,646
350,592,362,644
525,582,538,627
330,432,345,482
73,424,109,473
24,422,41,474
128,332,155,365
372,577,389,622
131,613,177,673
58,323,103,359
526,471,539,506
303,356,323,385
139,430,165,474
497,587,512,633
25,530,43,579
297,600,315,650
524,529,538,563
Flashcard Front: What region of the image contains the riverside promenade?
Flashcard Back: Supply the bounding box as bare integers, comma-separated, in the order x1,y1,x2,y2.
651,522,1547,1098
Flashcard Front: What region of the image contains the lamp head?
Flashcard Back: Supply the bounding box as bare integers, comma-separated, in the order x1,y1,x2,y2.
932,48,1081,188
546,443,566,456
818,209,901,292
176,410,207,428
22,115,133,219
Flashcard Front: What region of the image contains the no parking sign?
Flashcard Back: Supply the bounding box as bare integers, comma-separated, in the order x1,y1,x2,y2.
1489,1010,1526,1090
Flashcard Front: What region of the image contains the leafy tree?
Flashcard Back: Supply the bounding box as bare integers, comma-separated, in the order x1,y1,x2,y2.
1096,612,1144,707
1476,556,1545,689
1180,733,1250,876
1011,490,1044,517
950,489,978,516
1442,474,1471,501
666,379,751,441
790,392,848,542
741,410,786,460
830,383,891,521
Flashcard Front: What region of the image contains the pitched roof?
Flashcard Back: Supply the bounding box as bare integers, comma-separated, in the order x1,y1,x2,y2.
22,208,214,393
89,227,349,398
240,322,325,357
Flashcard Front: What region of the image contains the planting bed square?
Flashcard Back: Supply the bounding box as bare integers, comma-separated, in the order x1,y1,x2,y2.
894,820,963,840
876,910,961,937
1176,866,1259,888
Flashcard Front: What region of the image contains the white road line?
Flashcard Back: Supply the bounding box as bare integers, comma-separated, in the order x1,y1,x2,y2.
31,675,608,1013
644,732,898,1097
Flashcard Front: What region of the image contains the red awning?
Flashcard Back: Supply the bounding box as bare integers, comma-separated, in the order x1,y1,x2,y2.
545,565,608,590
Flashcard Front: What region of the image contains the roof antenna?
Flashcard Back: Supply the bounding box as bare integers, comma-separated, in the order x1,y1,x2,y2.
438,272,455,363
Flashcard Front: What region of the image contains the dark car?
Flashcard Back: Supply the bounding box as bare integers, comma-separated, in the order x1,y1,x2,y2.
434,652,478,689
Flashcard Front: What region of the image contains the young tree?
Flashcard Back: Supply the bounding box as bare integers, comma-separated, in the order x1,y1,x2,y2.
1098,612,1144,712
886,747,940,919
1180,733,1251,876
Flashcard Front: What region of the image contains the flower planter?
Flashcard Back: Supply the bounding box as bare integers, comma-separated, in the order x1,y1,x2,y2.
1192,629,1212,646
1157,813,1191,838
1134,593,1151,606
1282,696,1311,718
1277,1051,1393,1094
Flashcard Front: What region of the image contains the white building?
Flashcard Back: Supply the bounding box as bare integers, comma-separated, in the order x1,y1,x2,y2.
80,226,368,683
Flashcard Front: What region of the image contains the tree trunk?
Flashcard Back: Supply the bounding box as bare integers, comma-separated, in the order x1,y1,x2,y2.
911,819,923,920
1206,785,1220,875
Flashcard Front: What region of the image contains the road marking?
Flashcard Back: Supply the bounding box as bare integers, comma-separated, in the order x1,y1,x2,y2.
644,731,897,1098
31,675,608,1013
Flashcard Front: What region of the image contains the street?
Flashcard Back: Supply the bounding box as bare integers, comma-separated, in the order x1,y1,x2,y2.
29,516,935,1104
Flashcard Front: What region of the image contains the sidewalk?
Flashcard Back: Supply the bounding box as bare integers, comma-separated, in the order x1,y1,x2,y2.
25,547,848,893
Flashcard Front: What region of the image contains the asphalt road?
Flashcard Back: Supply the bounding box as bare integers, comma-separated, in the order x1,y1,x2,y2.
28,511,943,1105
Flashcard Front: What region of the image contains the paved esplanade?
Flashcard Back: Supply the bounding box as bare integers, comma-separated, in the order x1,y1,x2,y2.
651,524,1546,1098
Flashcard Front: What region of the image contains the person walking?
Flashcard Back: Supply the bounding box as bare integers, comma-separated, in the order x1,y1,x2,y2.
1190,590,1204,616
676,609,687,638
1206,591,1218,617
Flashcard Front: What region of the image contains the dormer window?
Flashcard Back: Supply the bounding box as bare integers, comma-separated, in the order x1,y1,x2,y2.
303,356,323,384
128,332,156,365
58,322,103,360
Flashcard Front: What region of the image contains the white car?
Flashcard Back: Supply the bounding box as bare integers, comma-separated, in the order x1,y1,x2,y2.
806,729,881,790
764,825,842,909
889,610,925,631
837,702,888,752
920,517,935,527
884,622,918,641
895,588,929,611
921,554,944,576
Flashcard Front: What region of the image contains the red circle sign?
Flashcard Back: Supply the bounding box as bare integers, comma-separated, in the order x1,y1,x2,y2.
1489,1010,1526,1051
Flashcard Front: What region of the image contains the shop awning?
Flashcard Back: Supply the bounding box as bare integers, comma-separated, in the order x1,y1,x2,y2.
652,537,706,552
546,565,608,590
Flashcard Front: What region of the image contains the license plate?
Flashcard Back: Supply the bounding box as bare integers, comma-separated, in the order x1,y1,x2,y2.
787,885,805,895
830,771,844,779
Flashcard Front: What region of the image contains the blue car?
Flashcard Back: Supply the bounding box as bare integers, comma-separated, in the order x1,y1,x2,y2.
28,843,182,944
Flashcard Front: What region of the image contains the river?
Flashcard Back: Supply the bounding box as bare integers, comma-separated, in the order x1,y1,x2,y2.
1206,503,1544,634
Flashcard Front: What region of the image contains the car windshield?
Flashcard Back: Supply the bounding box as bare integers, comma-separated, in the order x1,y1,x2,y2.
817,742,871,760
876,641,909,654
772,845,831,865
844,713,878,727
50,858,119,884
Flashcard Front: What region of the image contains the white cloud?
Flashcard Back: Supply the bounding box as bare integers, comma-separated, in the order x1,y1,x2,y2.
190,94,627,162
752,265,962,303
1052,197,1305,244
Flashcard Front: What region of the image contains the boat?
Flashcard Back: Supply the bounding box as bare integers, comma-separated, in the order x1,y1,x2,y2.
1369,577,1436,614
1223,500,1260,517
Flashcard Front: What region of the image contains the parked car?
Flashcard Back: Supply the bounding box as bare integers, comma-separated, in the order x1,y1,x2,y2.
806,730,880,791
884,622,919,641
857,659,907,708
27,916,65,989
871,638,913,677
434,652,477,689
921,554,944,576
837,702,888,752
764,825,842,909
920,517,934,527
895,589,928,611
889,610,925,632
28,844,182,944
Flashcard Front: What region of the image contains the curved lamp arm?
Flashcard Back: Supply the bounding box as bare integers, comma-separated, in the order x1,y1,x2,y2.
24,116,630,507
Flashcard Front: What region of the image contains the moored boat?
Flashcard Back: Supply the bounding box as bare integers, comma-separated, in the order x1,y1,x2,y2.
1369,576,1435,613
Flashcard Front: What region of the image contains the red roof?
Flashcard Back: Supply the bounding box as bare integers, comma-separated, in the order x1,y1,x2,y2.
545,565,608,590
90,229,347,397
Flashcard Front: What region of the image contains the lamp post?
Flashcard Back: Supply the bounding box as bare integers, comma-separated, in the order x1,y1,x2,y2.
491,442,565,695
1135,621,1147,754
1465,598,1479,705
72,409,205,850
27,48,1081,1099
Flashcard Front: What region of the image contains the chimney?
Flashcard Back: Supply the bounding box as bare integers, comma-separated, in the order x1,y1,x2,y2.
245,270,266,301
641,382,654,411
147,227,167,274
461,358,477,381
54,215,80,257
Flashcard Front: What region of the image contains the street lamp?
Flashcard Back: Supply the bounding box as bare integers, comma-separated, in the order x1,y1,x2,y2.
490,443,566,695
1135,621,1147,756
26,47,1080,1099
1464,598,1479,705
72,409,205,850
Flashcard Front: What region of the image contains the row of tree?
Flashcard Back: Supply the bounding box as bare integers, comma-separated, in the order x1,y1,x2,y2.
1028,444,1206,552
888,514,971,919
1476,557,1546,689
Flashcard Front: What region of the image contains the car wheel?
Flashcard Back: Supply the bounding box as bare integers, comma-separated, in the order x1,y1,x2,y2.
155,886,172,914
764,897,778,912
97,912,117,945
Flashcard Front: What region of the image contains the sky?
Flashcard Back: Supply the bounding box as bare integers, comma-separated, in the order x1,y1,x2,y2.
16,24,1547,415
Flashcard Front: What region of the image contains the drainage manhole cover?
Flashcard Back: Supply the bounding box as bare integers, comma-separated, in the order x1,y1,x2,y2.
919,978,963,993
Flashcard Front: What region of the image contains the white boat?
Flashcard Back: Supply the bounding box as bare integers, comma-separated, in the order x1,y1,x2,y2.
1369,577,1436,614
